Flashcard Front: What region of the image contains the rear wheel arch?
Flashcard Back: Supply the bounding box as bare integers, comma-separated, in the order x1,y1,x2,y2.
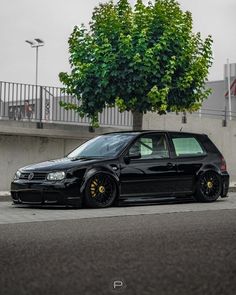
197,164,221,176
195,170,222,202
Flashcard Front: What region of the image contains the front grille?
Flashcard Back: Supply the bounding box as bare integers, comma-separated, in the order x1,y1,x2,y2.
19,172,47,181
19,173,29,180
33,173,47,180
19,191,43,203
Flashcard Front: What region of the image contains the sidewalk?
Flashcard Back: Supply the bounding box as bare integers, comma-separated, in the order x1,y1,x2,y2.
0,191,10,197
1,183,236,201
0,191,11,202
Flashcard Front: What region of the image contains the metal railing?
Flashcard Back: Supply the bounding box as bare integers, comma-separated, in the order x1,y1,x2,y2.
189,108,236,122
0,81,133,128
0,81,235,128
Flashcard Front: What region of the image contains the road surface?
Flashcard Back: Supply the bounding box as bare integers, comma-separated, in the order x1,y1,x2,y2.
0,194,235,295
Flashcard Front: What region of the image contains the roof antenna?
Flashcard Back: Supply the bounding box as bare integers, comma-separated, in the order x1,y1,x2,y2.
180,127,183,132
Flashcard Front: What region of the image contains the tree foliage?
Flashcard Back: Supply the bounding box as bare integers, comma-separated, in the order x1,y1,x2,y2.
59,0,213,127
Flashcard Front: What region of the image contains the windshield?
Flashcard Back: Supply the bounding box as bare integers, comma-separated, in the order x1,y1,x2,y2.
67,133,136,159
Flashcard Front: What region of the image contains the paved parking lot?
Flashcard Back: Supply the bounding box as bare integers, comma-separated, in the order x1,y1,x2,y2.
0,193,235,225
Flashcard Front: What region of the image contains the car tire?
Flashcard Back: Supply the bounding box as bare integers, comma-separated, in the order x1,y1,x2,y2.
85,173,117,208
195,171,222,202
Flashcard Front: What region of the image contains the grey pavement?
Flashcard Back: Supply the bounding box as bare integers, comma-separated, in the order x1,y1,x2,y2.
0,193,236,225
0,209,235,295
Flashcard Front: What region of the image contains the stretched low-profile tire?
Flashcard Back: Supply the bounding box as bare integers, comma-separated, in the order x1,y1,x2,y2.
85,173,117,208
195,171,222,202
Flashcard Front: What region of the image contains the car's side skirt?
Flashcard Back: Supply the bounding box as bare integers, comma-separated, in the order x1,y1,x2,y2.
118,194,194,206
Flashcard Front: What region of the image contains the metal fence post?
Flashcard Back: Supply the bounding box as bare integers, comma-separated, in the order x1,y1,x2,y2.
37,86,43,129
182,111,187,124
0,82,2,119
222,106,227,127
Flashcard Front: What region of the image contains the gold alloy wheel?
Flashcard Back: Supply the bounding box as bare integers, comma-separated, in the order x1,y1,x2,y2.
207,181,213,189
88,174,115,206
98,186,105,193
90,179,98,198
200,172,221,200
90,179,106,197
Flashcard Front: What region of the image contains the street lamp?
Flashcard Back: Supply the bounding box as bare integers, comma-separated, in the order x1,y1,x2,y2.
25,38,45,85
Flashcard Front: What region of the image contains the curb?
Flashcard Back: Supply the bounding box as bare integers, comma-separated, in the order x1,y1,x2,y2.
229,181,236,192
0,191,10,197
0,192,11,202
229,187,236,192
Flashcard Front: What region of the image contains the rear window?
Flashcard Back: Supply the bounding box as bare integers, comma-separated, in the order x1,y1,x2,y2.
171,136,205,157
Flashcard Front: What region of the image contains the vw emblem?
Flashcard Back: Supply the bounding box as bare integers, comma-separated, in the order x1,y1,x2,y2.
28,173,34,180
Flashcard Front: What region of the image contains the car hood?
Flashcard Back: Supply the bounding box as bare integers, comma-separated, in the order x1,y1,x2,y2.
21,157,107,172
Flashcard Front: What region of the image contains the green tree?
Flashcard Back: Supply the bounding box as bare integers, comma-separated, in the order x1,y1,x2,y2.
59,0,213,129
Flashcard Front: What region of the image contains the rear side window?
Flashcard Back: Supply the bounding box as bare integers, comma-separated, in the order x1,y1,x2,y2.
171,136,205,157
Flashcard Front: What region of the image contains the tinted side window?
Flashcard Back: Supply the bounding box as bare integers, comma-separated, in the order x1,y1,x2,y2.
171,136,205,157
129,134,169,159
140,137,153,156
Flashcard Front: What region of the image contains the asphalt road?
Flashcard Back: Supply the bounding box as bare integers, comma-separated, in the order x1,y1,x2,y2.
0,198,236,295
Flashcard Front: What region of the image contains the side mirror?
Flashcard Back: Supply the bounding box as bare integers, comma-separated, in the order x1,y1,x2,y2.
124,152,141,164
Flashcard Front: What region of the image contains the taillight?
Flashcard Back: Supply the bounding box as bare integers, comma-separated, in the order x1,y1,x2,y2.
220,157,227,172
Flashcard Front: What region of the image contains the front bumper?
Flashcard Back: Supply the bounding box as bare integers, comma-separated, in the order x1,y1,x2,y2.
11,179,83,208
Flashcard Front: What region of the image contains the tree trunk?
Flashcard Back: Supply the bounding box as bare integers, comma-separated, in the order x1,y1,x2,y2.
132,110,143,130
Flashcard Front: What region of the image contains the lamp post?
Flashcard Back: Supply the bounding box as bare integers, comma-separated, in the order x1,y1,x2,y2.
227,58,232,121
25,38,44,129
25,38,45,86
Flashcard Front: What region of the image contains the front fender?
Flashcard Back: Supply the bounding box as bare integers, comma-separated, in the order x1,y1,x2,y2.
80,167,120,195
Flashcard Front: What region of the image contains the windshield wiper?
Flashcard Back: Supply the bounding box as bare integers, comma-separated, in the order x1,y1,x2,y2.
69,156,104,161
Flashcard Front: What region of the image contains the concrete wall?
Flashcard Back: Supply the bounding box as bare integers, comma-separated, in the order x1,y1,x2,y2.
143,113,236,182
0,135,84,190
0,120,124,191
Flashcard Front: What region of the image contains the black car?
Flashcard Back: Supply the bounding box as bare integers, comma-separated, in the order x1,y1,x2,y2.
11,131,229,208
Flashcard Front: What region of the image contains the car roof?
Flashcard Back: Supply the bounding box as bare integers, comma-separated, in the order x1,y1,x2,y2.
103,130,206,137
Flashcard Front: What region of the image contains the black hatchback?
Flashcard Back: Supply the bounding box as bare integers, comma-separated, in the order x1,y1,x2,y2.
11,131,229,208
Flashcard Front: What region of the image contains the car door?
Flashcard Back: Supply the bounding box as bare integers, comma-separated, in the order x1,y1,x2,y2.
167,133,207,194
119,133,179,199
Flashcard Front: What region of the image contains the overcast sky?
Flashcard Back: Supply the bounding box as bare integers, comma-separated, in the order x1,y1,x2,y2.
0,0,235,86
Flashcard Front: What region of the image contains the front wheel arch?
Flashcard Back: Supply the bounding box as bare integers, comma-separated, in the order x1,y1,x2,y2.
82,171,120,208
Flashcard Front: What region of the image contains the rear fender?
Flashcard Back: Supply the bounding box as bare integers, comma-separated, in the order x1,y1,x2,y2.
196,164,221,178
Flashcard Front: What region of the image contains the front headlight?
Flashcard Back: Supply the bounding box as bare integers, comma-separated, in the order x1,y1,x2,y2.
14,170,21,180
47,171,66,181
